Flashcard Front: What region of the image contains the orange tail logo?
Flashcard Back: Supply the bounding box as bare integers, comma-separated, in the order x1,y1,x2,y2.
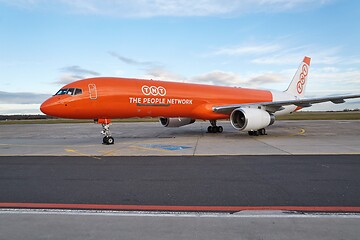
296,64,309,94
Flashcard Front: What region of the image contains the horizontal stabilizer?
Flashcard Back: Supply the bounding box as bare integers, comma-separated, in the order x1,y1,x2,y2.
331,99,346,104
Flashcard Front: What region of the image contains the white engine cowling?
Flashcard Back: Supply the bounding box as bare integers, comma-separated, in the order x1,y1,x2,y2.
230,108,275,131
159,117,195,127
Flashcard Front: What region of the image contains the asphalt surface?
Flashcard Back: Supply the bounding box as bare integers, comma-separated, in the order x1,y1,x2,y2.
1,121,360,156
1,155,359,209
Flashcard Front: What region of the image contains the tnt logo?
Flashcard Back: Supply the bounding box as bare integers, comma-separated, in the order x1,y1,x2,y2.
141,85,167,96
297,64,308,94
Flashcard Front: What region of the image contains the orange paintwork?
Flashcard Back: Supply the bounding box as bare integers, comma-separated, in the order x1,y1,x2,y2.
40,77,273,120
294,106,303,112
303,56,311,66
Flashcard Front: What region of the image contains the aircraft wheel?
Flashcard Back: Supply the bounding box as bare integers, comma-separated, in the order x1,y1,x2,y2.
259,128,266,135
107,137,115,145
208,126,223,133
103,136,115,145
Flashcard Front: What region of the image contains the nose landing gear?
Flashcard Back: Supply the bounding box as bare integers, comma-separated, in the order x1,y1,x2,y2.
95,119,114,145
102,124,114,145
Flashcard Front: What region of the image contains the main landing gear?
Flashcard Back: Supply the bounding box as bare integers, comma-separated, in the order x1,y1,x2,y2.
248,128,266,136
95,119,114,145
207,120,223,133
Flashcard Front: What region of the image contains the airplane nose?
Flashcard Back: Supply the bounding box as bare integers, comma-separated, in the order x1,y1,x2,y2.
40,100,51,115
40,98,59,116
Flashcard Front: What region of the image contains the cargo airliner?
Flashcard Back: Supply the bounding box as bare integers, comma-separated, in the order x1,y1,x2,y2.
40,57,360,144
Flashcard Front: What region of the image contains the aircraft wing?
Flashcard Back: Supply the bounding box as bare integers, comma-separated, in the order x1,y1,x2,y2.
212,94,360,114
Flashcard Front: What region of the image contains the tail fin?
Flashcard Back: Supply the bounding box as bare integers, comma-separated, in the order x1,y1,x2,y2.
285,56,311,98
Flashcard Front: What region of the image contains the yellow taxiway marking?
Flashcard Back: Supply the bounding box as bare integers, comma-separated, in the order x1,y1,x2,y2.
65,149,102,160
97,149,121,156
298,128,306,135
286,128,306,137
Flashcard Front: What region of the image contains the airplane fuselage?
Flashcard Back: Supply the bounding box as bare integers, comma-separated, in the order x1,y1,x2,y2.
41,77,281,120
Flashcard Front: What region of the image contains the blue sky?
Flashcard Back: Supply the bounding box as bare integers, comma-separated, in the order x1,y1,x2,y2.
0,0,360,114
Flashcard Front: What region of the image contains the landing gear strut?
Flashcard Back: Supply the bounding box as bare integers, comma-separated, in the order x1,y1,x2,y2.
95,119,114,145
102,124,114,145
207,120,223,133
248,128,266,136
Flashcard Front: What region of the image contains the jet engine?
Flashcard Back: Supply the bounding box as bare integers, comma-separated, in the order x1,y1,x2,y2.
230,108,275,131
159,117,196,127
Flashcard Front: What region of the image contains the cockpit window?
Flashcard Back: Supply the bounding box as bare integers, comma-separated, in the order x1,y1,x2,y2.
55,88,83,96
67,89,74,95
74,88,82,95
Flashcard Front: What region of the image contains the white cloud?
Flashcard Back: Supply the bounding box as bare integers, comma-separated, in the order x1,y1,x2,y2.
109,52,158,67
0,104,42,114
56,74,83,85
247,73,285,86
250,45,343,65
214,43,282,56
55,65,101,85
191,70,245,86
210,34,352,67
142,67,186,82
0,0,331,17
0,91,48,104
311,67,360,88
141,66,286,88
61,65,100,76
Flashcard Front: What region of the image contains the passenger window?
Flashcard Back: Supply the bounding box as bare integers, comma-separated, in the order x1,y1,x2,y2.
74,88,83,95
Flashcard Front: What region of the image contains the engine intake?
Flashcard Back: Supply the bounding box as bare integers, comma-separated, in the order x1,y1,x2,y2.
230,108,275,131
159,117,195,127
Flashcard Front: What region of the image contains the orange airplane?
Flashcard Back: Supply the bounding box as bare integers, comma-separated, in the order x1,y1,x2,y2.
41,57,360,144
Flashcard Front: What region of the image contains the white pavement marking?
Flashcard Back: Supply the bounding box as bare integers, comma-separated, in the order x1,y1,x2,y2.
1,209,360,218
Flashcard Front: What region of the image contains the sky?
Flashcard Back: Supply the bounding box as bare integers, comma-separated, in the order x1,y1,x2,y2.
0,0,360,114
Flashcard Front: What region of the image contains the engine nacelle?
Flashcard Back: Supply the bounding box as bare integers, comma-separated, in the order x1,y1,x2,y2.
230,108,275,131
159,117,195,127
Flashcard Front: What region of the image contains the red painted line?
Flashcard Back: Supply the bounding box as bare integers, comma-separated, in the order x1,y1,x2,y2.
0,203,360,212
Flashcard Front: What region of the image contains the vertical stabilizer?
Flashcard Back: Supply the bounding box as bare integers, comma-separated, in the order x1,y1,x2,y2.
285,56,311,98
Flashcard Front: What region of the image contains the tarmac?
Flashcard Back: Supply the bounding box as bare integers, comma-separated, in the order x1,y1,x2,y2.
1,209,359,240
0,120,359,156
0,120,359,240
